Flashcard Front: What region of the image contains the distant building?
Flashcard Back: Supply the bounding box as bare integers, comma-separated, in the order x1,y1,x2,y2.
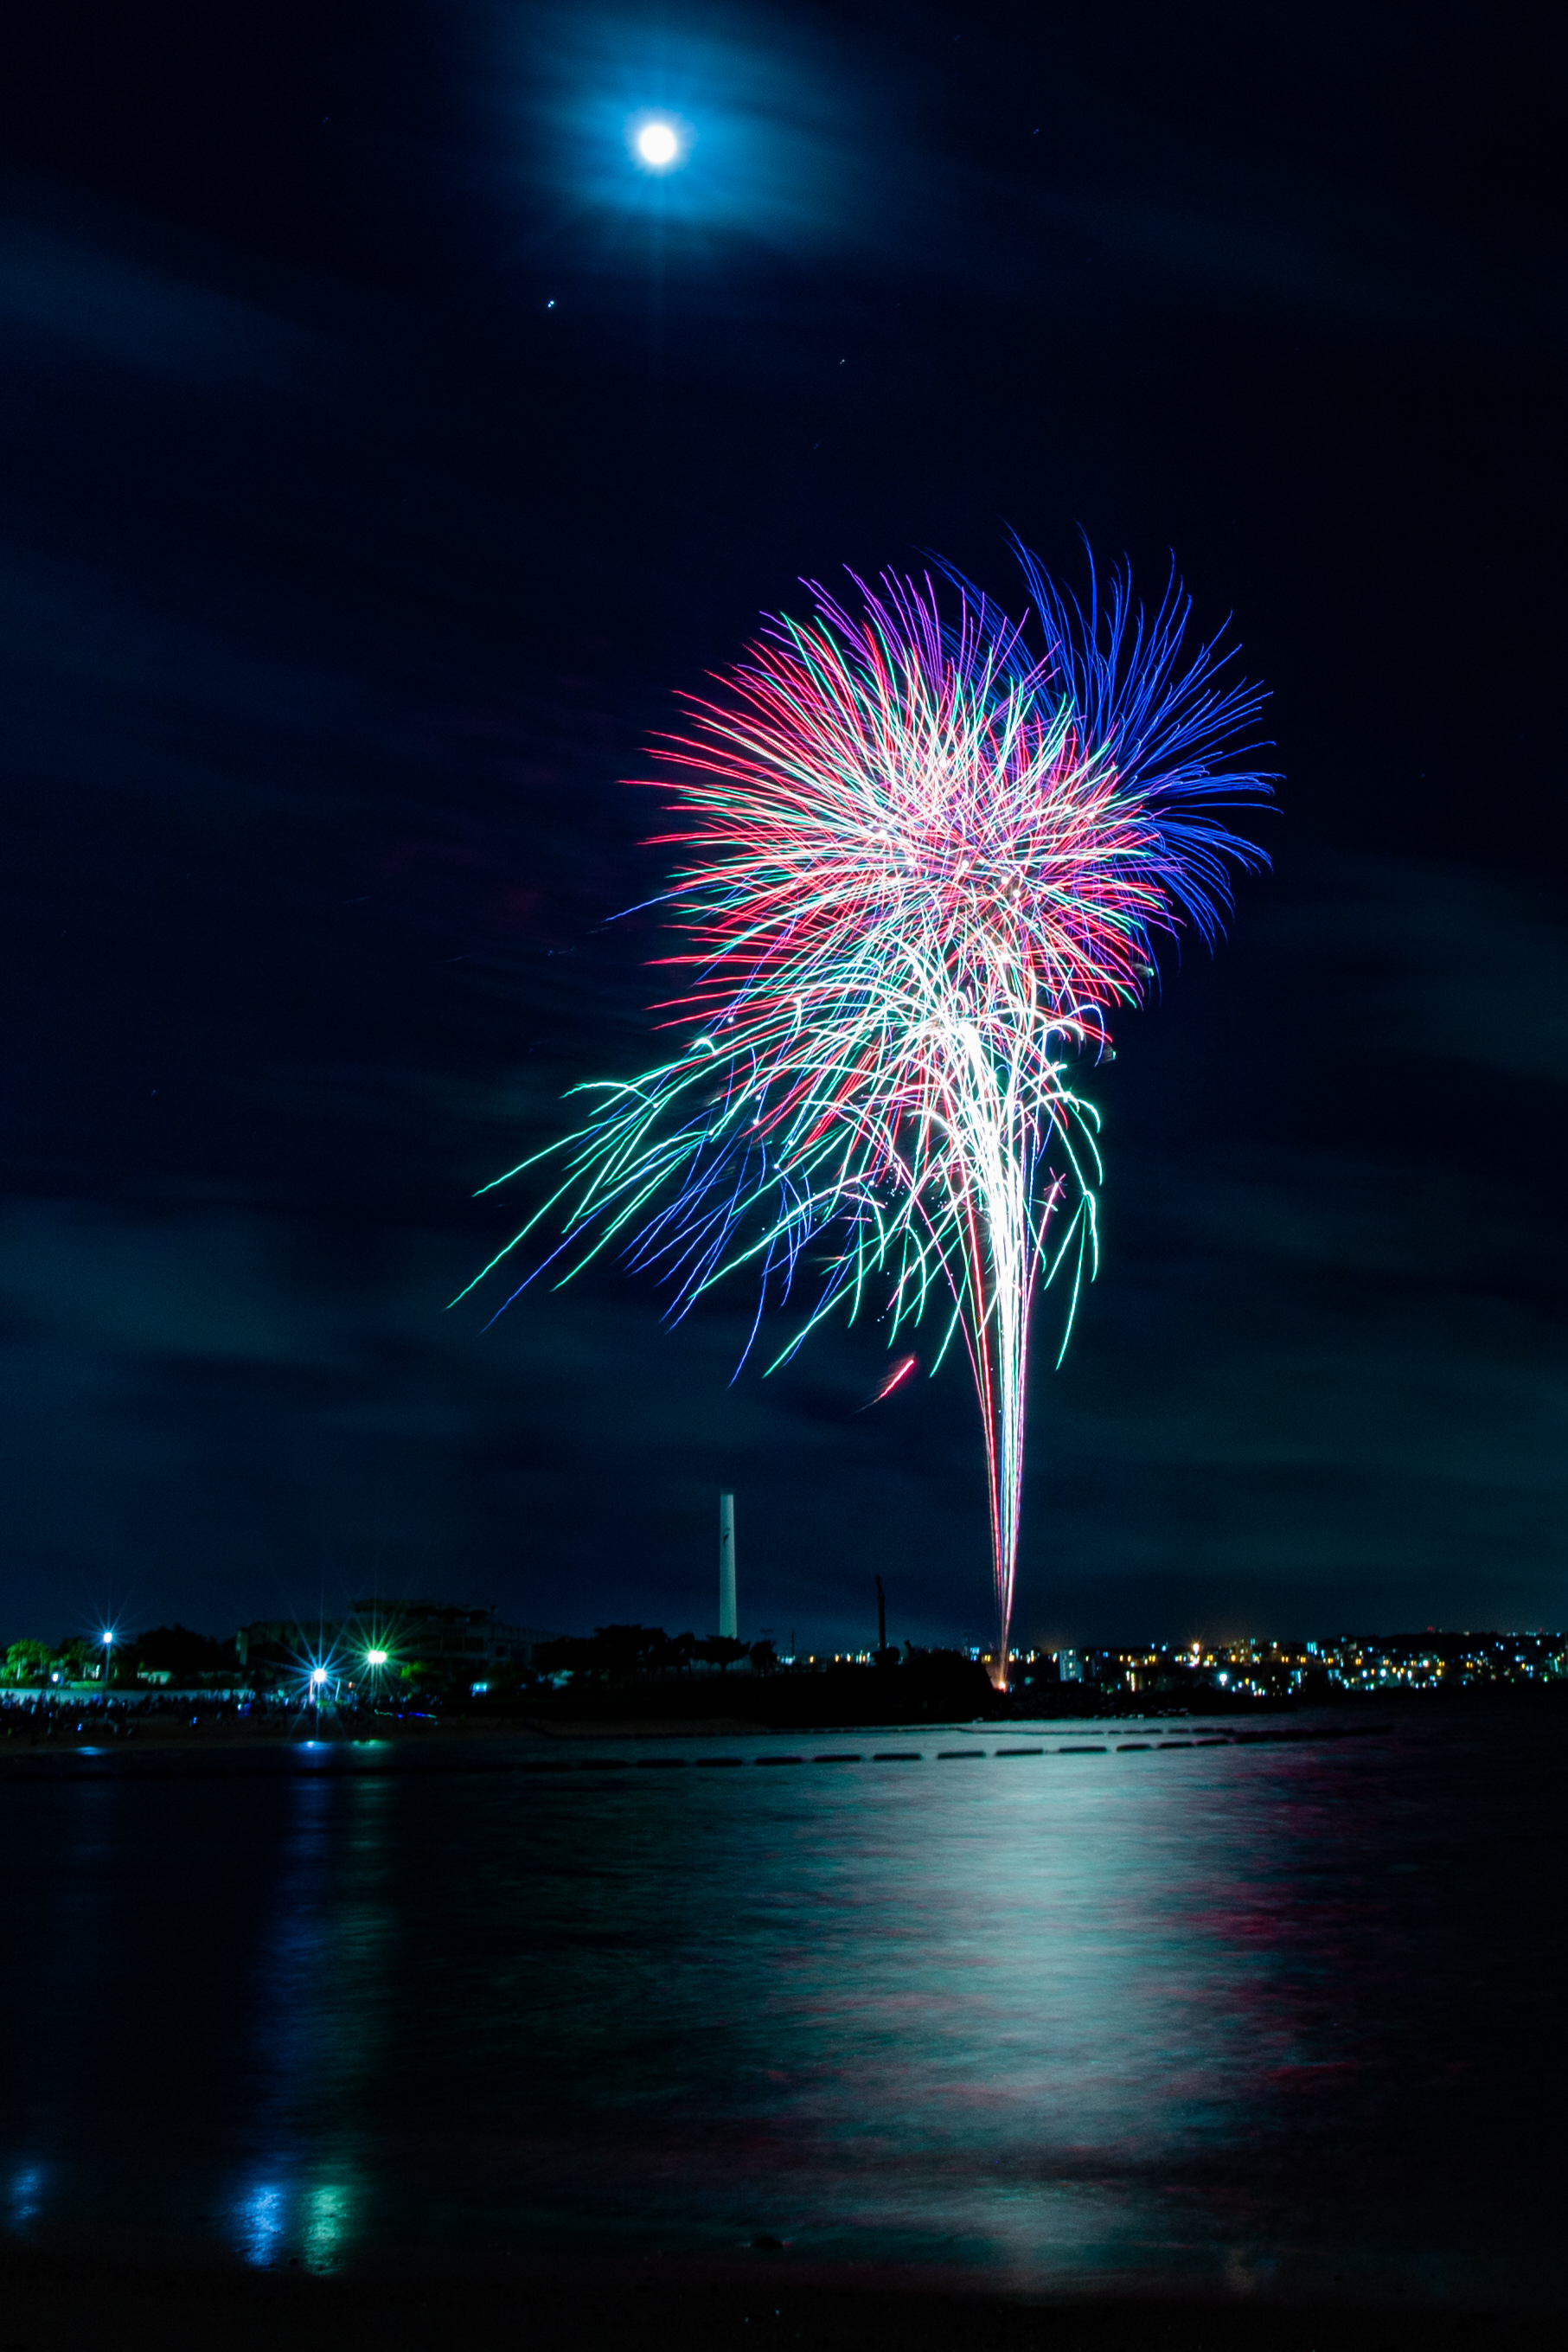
1055,1648,1084,1683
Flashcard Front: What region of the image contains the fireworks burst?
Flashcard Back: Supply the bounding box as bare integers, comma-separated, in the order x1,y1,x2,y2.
461,545,1271,1681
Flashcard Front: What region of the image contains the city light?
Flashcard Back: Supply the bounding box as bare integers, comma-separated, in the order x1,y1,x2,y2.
310,1667,329,1688
365,1650,388,1668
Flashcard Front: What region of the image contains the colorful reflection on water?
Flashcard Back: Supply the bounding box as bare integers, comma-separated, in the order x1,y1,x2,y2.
1,1714,1563,2302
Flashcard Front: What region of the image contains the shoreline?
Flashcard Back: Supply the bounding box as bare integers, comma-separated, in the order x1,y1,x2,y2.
0,1710,779,1755
0,1708,1403,1767
4,1679,1556,1761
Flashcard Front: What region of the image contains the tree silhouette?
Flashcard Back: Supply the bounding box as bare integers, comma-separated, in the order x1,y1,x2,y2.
694,1636,749,1676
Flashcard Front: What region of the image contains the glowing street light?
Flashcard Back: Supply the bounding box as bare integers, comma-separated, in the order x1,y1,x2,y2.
365,1650,388,1669
100,1628,115,1702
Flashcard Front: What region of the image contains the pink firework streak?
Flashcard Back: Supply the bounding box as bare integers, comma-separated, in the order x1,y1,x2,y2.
860,1354,919,1412
460,546,1272,1685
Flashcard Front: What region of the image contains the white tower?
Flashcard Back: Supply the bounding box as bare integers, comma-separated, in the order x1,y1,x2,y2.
719,1490,737,1637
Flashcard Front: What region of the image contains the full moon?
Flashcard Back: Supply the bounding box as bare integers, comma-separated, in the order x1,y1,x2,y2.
636,120,680,169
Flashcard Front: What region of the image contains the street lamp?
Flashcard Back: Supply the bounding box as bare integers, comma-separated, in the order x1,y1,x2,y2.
101,1629,114,1703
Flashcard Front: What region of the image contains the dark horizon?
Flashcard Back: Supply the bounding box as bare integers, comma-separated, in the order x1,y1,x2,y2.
2,3,1562,1656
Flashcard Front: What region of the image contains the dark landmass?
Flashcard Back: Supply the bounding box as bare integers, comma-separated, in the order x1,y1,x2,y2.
0,2239,1560,2352
459,1662,1568,1734
0,2246,1558,2352
3,1658,1565,1771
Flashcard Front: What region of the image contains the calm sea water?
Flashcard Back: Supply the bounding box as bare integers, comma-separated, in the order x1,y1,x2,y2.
3,1710,1564,2304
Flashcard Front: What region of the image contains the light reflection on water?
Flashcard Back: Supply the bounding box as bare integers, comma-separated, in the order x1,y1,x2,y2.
1,1715,1564,2301
234,2176,356,2271
8,2163,45,2229
236,2180,285,2265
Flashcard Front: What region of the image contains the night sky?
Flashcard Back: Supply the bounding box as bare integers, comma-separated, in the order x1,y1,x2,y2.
2,3,1562,1656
